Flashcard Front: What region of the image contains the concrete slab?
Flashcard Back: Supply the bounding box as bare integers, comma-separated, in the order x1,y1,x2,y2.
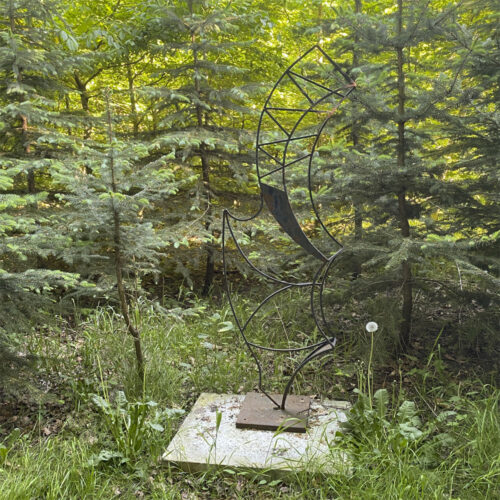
163,393,350,472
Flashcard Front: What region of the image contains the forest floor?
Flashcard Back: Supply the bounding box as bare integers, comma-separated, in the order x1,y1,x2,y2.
0,297,498,499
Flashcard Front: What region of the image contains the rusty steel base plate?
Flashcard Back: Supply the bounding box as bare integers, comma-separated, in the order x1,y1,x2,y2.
236,392,311,433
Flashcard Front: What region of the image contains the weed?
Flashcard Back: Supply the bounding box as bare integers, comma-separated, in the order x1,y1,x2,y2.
90,390,184,465
0,428,20,465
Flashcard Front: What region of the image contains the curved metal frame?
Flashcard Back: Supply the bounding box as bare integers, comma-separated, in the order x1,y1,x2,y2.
222,45,357,410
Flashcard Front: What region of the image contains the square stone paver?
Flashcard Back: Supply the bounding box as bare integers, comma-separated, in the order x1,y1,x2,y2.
163,393,350,472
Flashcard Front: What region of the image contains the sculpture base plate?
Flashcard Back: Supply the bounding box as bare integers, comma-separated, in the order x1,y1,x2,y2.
236,392,310,433
163,393,350,472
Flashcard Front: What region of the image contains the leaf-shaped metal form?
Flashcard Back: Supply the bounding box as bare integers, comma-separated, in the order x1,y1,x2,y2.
222,45,357,413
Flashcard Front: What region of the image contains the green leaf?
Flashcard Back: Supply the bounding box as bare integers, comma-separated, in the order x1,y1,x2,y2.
218,321,234,332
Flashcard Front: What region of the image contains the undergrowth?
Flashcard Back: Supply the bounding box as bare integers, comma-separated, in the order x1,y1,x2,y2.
0,296,498,499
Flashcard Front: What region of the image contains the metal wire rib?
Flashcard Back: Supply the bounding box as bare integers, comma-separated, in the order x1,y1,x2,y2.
222,45,357,410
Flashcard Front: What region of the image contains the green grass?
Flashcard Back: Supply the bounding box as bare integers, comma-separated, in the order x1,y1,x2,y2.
1,297,499,499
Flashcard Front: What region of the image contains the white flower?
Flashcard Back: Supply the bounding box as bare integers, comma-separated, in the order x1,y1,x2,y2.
365,321,378,333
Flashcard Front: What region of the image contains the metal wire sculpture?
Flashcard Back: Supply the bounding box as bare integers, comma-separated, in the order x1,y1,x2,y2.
222,45,357,411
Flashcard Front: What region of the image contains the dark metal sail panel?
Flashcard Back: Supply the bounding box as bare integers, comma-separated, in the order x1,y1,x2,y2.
261,183,326,262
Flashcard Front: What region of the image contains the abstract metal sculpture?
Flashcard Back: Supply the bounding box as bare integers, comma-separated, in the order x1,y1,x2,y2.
222,46,357,431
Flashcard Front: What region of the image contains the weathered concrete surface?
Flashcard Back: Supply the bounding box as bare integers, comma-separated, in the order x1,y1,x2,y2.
163,393,350,472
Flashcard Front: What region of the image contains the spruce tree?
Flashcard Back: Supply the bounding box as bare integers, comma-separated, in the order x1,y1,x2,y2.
438,0,500,350
0,0,80,375
54,89,186,382
314,0,492,352
144,0,261,295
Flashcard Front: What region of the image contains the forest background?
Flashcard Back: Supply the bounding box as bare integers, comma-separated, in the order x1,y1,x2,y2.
0,0,498,498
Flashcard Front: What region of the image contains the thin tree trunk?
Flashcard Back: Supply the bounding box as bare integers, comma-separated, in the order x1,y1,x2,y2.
22,115,35,193
200,145,215,296
351,0,363,278
65,95,72,135
126,56,139,137
352,0,363,240
74,71,92,140
396,0,413,350
105,91,145,383
192,34,215,296
10,3,34,193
